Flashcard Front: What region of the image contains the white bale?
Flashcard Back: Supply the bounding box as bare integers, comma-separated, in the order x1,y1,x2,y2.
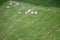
16,3,19,6
27,9,31,12
25,12,28,14
7,6,10,8
10,3,13,5
31,11,34,14
35,11,37,14
18,12,21,14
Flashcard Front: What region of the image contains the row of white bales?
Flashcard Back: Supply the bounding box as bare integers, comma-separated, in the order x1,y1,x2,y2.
6,1,38,14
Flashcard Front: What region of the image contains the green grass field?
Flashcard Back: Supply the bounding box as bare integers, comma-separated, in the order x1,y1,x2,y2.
0,0,60,40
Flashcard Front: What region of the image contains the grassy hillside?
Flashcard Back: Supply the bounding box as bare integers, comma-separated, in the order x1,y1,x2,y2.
0,0,60,40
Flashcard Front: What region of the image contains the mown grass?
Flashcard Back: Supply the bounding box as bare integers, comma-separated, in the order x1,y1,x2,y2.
0,1,60,40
